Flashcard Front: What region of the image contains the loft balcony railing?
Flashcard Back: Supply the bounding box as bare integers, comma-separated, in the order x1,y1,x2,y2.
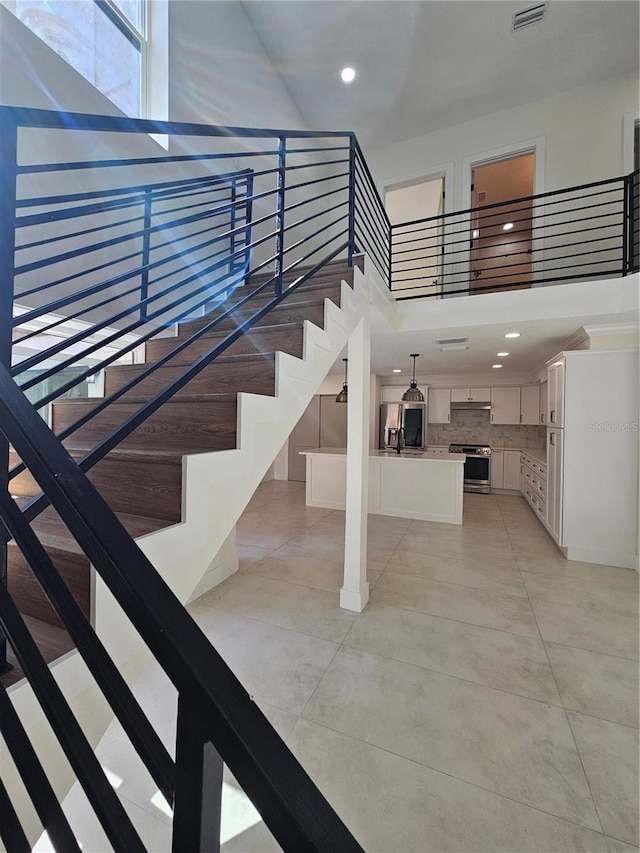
390,170,639,299
0,104,637,850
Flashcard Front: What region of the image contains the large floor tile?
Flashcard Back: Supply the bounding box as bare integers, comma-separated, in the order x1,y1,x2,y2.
188,608,338,715
256,549,384,593
523,572,639,619
287,718,607,853
568,711,639,846
343,603,561,704
389,548,527,596
303,647,600,829
606,838,640,853
532,600,639,660
373,571,539,638
515,555,639,588
197,573,357,643
546,643,639,727
398,533,517,568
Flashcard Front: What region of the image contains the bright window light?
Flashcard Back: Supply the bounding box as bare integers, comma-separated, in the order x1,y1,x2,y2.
341,66,356,83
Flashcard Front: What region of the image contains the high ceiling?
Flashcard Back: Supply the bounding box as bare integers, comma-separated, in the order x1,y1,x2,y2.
242,0,639,150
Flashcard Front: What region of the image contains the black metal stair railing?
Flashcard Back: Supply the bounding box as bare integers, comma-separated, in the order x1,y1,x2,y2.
390,170,639,299
0,362,363,852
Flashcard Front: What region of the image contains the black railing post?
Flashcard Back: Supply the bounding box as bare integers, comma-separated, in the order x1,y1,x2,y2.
274,136,286,297
172,691,224,853
347,136,356,266
388,224,394,292
622,174,630,276
140,186,152,321
0,112,17,675
244,170,254,275
229,175,238,276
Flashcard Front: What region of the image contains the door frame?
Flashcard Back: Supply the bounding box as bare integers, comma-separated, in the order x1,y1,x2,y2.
623,110,639,173
380,161,455,297
461,137,546,291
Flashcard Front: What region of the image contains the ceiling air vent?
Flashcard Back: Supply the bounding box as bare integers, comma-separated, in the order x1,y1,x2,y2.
512,3,547,31
436,337,469,351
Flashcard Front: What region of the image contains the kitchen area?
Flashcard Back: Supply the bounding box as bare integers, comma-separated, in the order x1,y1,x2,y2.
290,345,638,571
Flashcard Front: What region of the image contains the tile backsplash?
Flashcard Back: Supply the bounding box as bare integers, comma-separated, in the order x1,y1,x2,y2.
427,409,546,450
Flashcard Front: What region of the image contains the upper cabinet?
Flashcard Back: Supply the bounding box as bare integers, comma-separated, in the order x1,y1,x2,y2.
450,387,491,402
490,387,521,424
547,359,565,427
428,388,451,423
520,385,541,425
539,381,548,425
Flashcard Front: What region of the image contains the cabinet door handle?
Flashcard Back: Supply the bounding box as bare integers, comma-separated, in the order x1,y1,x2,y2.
550,433,555,446
490,413,494,423
520,414,523,423
541,414,545,423
550,410,555,423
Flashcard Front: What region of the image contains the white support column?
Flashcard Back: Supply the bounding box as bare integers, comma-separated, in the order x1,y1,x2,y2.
341,315,370,612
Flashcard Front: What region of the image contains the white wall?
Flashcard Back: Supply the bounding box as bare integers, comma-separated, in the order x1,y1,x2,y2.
366,75,639,209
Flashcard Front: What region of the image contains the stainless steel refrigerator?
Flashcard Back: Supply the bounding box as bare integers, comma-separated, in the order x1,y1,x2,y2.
379,403,426,450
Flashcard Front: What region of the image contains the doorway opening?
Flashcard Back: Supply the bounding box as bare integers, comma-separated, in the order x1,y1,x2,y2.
470,152,534,294
386,175,445,299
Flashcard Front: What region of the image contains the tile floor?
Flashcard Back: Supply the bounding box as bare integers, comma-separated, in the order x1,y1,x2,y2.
40,481,639,852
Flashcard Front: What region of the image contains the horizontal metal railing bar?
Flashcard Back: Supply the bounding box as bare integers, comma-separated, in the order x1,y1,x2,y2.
354,218,387,272
0,359,363,853
0,774,30,853
392,187,624,236
393,266,626,299
0,581,147,853
284,170,349,196
283,157,350,172
280,215,348,264
2,104,354,140
391,202,623,247
354,195,389,267
16,151,279,175
391,214,623,256
391,176,626,231
0,491,176,806
0,681,81,851
286,144,350,155
354,179,390,243
354,161,392,237
281,198,347,237
16,210,145,253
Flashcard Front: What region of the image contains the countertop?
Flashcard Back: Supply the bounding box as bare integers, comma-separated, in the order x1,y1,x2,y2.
428,445,547,466
300,448,465,462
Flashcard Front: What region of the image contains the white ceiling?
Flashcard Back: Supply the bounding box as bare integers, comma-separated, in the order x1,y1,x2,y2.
242,0,639,150
240,0,639,381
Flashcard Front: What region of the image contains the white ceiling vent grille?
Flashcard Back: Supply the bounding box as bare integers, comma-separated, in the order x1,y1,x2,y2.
436,337,469,351
512,3,547,31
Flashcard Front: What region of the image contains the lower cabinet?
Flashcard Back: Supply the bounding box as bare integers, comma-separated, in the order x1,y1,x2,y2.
490,450,522,491
520,452,548,528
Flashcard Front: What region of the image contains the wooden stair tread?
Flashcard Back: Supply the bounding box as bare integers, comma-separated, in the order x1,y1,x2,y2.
53,392,238,407
110,351,277,372
2,614,75,687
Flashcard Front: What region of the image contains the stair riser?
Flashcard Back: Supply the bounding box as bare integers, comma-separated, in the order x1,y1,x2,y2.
52,399,238,453
10,454,183,522
245,264,355,289
8,543,90,627
145,325,304,363
202,282,343,317
104,357,275,399
178,302,326,337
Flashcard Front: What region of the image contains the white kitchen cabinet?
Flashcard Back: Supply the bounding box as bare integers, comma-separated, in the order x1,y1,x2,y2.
428,388,451,423
520,385,540,425
503,451,521,490
539,381,548,425
490,387,521,424
546,428,563,543
547,359,565,426
520,452,548,524
490,450,503,488
451,387,490,402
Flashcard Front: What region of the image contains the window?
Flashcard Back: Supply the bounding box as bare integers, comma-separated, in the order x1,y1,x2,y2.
2,0,145,117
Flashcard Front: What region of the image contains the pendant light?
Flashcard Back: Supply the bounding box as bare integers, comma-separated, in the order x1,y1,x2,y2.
402,353,424,402
335,358,348,403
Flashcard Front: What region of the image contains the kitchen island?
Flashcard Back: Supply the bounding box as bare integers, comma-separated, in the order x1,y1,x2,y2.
301,448,465,524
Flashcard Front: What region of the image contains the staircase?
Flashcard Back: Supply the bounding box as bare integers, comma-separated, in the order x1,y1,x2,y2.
4,260,362,685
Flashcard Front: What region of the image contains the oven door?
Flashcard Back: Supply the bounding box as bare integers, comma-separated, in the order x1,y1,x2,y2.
463,455,491,493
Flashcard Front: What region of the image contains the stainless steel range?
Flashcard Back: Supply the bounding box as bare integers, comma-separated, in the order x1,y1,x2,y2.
448,443,492,494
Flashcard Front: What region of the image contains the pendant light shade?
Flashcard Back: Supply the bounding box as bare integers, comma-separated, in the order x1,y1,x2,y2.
335,358,348,403
402,353,424,402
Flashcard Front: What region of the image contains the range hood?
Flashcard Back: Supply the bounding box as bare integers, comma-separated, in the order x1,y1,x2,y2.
450,401,491,411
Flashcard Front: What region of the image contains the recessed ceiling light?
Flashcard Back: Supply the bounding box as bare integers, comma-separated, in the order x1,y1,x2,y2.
497,352,509,357
492,364,503,369
502,222,514,231
504,332,520,339
341,67,356,84
392,369,402,373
